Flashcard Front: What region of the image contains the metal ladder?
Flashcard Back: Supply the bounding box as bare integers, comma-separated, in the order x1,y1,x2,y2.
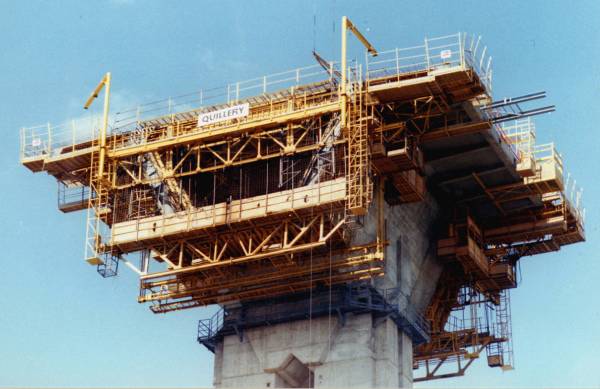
495,290,514,370
84,143,119,277
346,72,372,215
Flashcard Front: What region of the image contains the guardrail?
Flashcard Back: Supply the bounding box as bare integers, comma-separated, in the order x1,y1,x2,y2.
366,33,493,93
113,63,340,131
58,182,93,211
197,283,431,349
198,308,225,342
20,119,99,161
501,118,536,162
564,172,585,225
478,108,522,163
20,32,494,162
109,86,340,152
382,287,431,338
533,142,563,169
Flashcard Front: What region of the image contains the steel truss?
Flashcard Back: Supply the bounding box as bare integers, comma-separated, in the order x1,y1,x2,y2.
18,27,586,384
112,115,345,190
130,209,384,312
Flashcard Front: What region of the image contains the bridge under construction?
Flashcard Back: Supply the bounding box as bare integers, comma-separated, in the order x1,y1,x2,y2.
20,17,585,387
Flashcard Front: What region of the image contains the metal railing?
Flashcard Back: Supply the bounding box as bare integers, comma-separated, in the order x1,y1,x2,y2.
501,118,536,162
533,142,562,165
109,87,340,151
532,142,564,184
20,63,341,161
382,287,431,337
196,283,430,347
58,182,93,210
198,308,225,342
444,314,492,336
113,63,340,131
564,172,585,226
500,120,585,226
20,119,99,161
366,33,493,93
20,32,495,161
478,109,521,163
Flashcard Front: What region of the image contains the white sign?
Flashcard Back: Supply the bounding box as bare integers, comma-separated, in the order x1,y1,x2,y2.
440,50,452,60
198,103,249,127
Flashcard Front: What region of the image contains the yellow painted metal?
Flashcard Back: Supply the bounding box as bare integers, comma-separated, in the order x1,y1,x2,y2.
99,72,111,181
341,16,348,128
340,16,378,215
83,72,112,265
17,25,586,381
340,16,378,129
346,18,378,56
84,72,111,181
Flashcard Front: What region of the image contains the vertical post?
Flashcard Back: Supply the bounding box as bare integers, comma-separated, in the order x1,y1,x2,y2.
71,120,76,153
98,72,111,181
329,61,334,83
473,36,482,66
47,122,52,156
480,46,487,69
377,176,384,248
142,249,149,274
458,32,464,67
424,37,430,70
364,51,369,84
341,16,348,129
20,127,24,158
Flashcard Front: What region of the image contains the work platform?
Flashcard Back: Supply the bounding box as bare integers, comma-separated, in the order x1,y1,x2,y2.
198,284,431,352
111,177,347,251
20,30,585,385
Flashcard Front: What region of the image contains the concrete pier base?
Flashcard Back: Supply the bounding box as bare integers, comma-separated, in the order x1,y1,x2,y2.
213,314,414,388
212,190,442,388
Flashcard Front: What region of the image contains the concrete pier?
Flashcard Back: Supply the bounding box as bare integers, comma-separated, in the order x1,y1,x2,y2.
212,190,442,388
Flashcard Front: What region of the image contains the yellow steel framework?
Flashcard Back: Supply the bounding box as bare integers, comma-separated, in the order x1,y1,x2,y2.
19,21,585,381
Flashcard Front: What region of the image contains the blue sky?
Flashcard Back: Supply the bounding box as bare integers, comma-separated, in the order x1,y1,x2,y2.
1,0,598,387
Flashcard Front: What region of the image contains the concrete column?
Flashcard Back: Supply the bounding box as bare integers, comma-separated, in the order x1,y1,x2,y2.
213,185,442,388
215,313,409,388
